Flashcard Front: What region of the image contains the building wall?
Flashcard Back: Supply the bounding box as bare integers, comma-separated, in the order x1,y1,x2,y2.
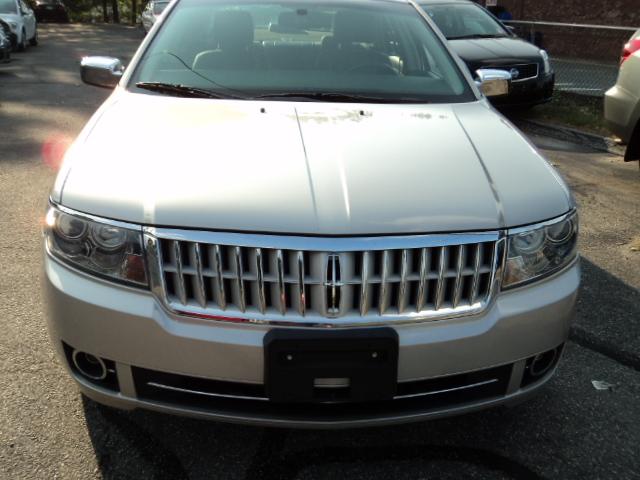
487,0,639,62
494,0,640,27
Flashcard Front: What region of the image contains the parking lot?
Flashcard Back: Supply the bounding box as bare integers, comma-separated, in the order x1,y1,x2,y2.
1,24,639,480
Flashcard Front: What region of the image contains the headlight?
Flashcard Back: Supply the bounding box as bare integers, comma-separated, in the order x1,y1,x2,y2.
540,49,551,73
44,205,148,287
503,211,578,289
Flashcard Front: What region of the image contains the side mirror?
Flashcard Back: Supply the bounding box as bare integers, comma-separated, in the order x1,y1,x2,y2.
506,25,516,35
80,56,124,88
475,69,511,97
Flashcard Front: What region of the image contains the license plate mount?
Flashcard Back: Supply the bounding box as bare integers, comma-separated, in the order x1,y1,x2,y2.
264,328,398,403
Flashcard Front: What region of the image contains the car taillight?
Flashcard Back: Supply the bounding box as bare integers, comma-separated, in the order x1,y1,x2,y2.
621,38,640,65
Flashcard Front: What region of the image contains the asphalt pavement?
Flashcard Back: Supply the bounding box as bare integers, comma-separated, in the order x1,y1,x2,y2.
1,24,639,480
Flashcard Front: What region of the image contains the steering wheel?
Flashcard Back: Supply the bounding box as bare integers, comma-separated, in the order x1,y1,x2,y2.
346,63,399,75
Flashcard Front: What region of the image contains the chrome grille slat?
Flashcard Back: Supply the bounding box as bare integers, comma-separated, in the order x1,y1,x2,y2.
416,248,429,312
379,250,390,315
452,245,465,309
276,249,286,315
214,244,226,310
172,240,187,306
470,243,483,305
193,243,207,308
255,248,266,314
435,246,448,311
297,251,306,317
152,232,502,325
398,249,409,313
360,251,370,317
234,246,246,313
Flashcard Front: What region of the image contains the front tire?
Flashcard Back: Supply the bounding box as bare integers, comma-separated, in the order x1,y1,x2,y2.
29,26,38,46
625,121,640,164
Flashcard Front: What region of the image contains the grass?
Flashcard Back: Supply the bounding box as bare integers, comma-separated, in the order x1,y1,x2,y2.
514,91,611,137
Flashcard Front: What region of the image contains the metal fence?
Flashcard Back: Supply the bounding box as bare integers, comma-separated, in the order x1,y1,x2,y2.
505,20,639,97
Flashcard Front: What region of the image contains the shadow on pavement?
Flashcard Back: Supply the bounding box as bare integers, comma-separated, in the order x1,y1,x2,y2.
82,396,543,480
81,257,639,480
572,258,640,372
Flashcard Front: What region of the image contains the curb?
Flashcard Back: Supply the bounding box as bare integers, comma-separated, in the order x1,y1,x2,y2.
513,118,625,157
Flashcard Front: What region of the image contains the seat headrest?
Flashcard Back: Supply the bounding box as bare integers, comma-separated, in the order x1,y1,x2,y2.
269,11,305,33
333,10,380,45
213,10,254,50
278,11,297,28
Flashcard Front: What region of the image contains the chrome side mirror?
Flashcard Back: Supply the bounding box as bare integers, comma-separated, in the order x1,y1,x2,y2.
80,56,125,89
475,69,511,97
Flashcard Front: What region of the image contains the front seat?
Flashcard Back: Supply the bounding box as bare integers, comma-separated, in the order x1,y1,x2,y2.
317,9,393,73
193,10,259,70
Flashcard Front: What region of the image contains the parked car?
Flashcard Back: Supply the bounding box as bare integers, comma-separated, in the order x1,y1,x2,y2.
0,20,11,61
32,0,69,23
419,0,554,108
45,0,579,428
0,0,37,51
140,0,168,32
605,29,640,163
0,17,13,57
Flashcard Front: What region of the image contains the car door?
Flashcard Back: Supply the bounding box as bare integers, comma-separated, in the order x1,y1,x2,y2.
19,0,35,38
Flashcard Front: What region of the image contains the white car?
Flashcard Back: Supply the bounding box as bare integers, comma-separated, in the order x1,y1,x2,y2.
0,0,37,51
46,0,579,428
605,29,640,163
140,0,169,33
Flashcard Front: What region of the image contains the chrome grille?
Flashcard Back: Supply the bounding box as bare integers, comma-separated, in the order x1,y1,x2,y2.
485,63,539,82
146,230,503,327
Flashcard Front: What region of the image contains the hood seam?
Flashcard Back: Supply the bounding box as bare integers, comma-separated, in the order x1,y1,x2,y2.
453,107,506,229
293,106,320,231
59,96,119,204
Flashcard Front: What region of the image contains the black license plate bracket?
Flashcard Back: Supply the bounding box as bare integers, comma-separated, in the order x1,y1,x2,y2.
264,328,398,403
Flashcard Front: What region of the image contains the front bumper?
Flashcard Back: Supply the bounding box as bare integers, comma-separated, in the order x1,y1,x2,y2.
44,253,579,428
492,72,555,108
604,84,640,144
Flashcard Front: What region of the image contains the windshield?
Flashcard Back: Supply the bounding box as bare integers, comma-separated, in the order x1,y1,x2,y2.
0,0,17,14
421,3,508,39
131,0,474,103
153,1,168,14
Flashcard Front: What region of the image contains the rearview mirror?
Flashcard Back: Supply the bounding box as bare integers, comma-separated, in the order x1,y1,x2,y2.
80,56,124,89
475,69,511,97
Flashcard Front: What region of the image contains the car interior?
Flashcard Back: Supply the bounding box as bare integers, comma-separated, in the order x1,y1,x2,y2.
134,4,472,100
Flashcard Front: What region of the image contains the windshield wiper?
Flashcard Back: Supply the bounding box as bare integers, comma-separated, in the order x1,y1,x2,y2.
135,82,247,99
255,92,428,104
447,33,508,40
135,84,428,104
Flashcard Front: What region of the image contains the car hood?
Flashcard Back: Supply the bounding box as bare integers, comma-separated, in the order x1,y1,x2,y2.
449,37,542,67
55,91,571,235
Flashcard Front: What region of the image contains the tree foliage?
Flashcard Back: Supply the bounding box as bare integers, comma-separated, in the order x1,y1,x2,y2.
63,0,146,23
